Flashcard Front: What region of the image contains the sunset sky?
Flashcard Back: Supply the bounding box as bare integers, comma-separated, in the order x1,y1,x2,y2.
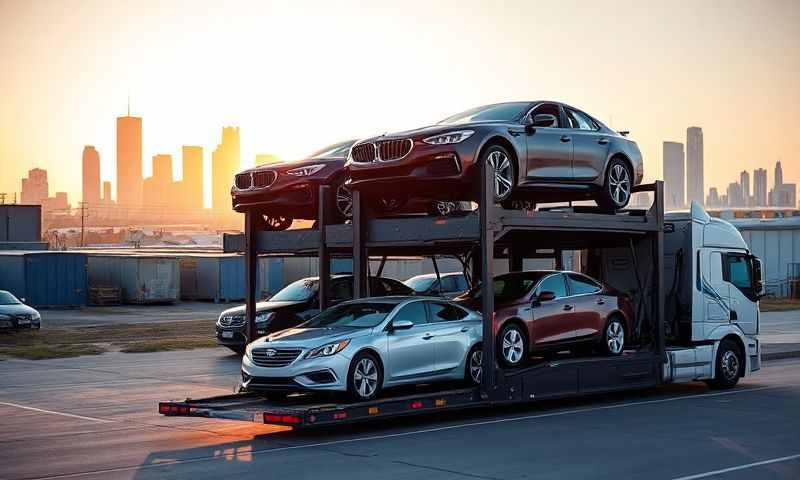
1,0,798,207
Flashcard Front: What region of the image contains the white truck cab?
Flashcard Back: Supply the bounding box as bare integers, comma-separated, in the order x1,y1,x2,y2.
663,202,764,387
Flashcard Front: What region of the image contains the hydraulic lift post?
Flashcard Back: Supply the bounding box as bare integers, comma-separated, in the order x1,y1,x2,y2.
244,209,258,343
318,185,331,310
352,189,368,299
479,160,496,396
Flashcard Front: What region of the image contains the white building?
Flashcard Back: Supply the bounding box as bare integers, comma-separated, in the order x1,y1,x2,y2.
663,141,685,210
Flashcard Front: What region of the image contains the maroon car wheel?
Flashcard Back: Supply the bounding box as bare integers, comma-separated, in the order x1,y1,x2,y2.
498,323,527,367
602,317,626,356
481,145,516,203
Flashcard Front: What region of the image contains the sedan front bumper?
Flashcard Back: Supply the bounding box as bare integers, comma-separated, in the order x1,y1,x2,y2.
241,349,354,393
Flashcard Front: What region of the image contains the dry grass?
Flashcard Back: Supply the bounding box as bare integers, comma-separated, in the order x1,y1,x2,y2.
760,298,800,312
0,320,217,360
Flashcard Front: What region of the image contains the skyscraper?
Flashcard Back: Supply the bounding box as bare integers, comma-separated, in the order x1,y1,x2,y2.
211,126,241,214
739,170,750,206
102,181,113,204
775,160,783,187
753,168,767,207
144,154,173,205
686,127,704,205
727,182,744,208
181,146,204,210
706,187,720,208
20,168,49,205
663,141,685,210
116,113,143,207
82,146,101,205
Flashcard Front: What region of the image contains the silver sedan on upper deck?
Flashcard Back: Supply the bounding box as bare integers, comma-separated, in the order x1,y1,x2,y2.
242,297,483,401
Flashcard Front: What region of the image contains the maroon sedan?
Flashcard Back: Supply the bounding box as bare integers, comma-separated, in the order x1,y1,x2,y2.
455,271,634,367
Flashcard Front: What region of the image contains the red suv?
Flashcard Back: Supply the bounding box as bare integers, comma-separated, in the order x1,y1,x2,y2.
455,271,634,367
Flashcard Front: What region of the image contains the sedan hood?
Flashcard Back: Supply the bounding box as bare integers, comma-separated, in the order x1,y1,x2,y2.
220,300,307,316
243,157,344,175
253,326,372,347
365,121,504,141
0,303,38,316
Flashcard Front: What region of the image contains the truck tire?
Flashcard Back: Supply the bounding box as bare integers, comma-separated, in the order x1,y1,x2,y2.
708,339,743,389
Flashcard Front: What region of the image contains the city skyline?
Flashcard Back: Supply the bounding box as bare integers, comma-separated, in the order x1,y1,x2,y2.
1,1,798,205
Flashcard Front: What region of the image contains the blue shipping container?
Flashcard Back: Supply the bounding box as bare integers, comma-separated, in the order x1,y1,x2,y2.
0,252,87,307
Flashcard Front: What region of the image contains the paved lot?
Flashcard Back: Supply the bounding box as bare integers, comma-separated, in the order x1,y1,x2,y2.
38,302,238,327
1,346,799,479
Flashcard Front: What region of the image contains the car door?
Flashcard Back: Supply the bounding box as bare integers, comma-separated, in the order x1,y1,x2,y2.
565,108,609,181
530,273,575,346
385,300,437,383
426,301,473,374
525,103,574,180
566,273,605,340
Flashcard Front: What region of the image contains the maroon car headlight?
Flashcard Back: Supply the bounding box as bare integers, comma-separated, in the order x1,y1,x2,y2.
423,130,474,145
286,164,326,176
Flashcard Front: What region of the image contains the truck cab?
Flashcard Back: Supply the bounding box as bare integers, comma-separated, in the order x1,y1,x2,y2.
664,202,764,386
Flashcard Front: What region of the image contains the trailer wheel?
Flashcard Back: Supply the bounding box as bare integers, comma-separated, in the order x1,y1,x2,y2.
465,344,483,385
347,351,383,401
498,323,527,368
708,339,743,389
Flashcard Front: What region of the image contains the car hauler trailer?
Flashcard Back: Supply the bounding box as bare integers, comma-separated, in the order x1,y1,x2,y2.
159,166,762,428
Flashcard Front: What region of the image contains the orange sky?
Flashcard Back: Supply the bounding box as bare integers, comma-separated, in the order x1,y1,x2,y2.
1,0,798,207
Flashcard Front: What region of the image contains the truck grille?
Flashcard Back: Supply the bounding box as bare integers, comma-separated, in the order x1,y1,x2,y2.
252,170,277,188
351,143,376,162
251,348,303,367
378,139,413,161
219,314,246,327
235,173,252,189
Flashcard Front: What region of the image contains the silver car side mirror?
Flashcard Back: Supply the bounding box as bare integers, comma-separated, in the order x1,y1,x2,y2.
390,320,414,331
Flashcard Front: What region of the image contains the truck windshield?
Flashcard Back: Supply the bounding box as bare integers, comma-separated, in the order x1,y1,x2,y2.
304,302,396,329
269,279,318,302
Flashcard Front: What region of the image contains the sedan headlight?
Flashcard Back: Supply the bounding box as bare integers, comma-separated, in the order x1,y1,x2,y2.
423,130,474,145
286,164,325,177
304,339,351,359
255,312,274,324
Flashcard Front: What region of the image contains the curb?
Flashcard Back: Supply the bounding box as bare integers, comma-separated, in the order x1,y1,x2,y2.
763,350,800,361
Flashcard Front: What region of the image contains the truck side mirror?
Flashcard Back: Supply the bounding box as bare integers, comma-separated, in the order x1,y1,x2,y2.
751,256,766,298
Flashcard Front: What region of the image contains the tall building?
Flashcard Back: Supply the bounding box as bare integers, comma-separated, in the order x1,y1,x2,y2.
772,184,797,208
102,181,113,204
82,146,101,205
775,160,783,187
181,146,204,210
211,126,241,213
20,168,49,205
727,182,744,208
706,187,720,208
686,127,704,205
144,154,174,205
753,168,768,207
116,114,143,207
663,141,685,210
739,170,750,206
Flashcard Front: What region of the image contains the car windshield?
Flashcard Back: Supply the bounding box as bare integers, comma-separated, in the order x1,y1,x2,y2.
307,140,356,159
437,102,530,125
0,291,20,305
469,272,550,301
269,278,318,302
404,276,437,292
303,302,397,329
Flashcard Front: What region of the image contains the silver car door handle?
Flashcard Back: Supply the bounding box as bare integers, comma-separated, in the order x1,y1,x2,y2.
560,135,571,142
422,333,434,340
563,304,574,311
598,137,609,145
460,327,470,332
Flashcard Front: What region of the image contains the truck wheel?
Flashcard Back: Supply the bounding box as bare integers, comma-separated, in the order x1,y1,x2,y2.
465,344,483,385
498,323,527,368
602,317,626,356
709,339,743,389
347,352,383,402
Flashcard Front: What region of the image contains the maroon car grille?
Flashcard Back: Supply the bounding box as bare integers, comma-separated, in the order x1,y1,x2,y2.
351,143,376,162
252,170,277,188
235,173,252,190
377,139,412,161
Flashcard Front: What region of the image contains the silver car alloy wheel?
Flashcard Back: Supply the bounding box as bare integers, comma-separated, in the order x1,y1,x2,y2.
353,357,379,399
607,320,625,354
487,151,513,200
721,349,740,381
336,183,353,218
502,328,524,364
608,164,631,207
469,349,483,384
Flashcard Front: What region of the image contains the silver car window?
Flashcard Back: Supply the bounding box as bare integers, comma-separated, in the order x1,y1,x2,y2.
393,301,428,325
428,302,469,323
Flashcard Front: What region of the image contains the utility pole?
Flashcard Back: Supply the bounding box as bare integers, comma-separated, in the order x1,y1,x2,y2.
79,202,88,247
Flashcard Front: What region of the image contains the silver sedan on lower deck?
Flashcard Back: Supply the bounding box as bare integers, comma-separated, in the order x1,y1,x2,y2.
242,296,483,401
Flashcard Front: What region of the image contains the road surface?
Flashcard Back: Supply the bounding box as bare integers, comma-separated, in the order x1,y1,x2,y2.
1,348,798,480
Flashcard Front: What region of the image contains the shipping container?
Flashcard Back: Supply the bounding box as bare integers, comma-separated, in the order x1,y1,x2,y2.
88,255,179,304
0,205,41,242
0,251,87,307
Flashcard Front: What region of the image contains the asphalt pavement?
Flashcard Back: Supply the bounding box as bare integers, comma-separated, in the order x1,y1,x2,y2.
1,346,799,480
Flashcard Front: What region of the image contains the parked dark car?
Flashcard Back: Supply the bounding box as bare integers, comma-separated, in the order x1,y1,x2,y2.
0,290,40,329
455,271,634,366
216,274,414,353
403,272,469,299
346,101,643,210
231,140,467,231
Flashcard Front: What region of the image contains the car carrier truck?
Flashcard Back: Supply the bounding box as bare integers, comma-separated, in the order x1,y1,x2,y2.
159,173,763,429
